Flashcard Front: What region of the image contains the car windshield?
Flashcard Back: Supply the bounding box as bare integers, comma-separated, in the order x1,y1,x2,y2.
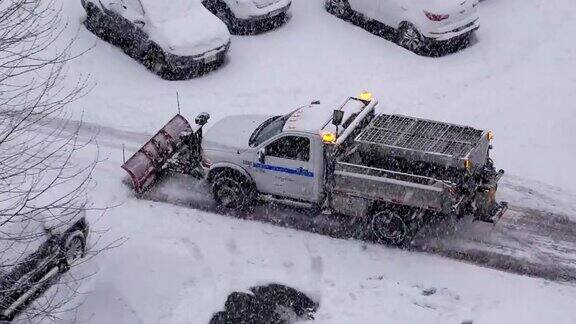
249,113,292,147
139,0,194,23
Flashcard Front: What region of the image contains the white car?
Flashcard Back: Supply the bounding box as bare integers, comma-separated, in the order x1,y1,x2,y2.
81,0,231,79
325,0,480,54
202,0,292,34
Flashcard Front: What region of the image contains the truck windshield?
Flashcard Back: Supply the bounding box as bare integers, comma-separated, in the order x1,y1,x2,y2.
249,114,291,147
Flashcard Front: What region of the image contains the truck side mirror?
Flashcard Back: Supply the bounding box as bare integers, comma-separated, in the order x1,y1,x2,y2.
257,149,266,164
332,110,344,126
195,112,210,126
194,112,210,140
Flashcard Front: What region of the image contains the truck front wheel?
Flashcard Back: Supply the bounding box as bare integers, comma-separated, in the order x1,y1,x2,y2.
371,210,408,245
212,172,254,210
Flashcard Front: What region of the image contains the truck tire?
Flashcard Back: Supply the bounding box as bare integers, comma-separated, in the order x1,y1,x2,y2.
212,172,254,210
371,210,408,245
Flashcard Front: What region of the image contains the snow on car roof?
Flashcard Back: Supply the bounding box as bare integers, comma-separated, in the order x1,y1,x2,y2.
282,98,368,135
139,0,196,23
138,0,230,57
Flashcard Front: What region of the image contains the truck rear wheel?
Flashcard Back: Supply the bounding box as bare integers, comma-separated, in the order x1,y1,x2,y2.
371,210,408,245
212,172,254,210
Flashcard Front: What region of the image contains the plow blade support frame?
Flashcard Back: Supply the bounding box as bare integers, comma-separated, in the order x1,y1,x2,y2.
121,114,193,194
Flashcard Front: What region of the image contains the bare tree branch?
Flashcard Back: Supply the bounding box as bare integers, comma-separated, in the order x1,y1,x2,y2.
0,1,111,322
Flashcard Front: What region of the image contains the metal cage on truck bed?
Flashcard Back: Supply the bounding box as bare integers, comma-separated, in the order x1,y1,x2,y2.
354,114,491,170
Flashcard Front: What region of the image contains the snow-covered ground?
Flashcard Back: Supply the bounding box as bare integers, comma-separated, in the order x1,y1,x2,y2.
23,0,576,322
51,140,576,324
34,139,574,324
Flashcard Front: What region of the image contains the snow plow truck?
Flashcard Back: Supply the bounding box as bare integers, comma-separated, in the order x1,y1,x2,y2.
122,92,507,244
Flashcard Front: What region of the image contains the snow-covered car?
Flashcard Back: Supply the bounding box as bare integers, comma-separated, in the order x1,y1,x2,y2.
325,0,480,54
81,0,231,79
0,214,89,322
202,0,291,34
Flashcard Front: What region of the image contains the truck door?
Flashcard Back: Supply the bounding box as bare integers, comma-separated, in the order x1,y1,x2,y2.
253,135,316,201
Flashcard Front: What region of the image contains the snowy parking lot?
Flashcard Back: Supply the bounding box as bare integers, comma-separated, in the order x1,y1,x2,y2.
34,119,576,323
24,0,576,322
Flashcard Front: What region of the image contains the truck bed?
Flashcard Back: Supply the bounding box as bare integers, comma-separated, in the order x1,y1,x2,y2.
329,114,495,217
354,114,490,170
331,160,456,217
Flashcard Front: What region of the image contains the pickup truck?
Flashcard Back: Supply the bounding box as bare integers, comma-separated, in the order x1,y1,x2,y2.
122,93,507,244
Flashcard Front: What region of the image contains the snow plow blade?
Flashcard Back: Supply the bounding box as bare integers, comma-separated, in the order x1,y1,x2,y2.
122,115,193,194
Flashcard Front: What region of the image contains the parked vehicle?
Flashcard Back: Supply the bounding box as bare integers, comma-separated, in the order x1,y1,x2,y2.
122,93,507,244
81,0,231,79
325,0,480,55
202,0,291,34
210,284,318,324
0,213,89,322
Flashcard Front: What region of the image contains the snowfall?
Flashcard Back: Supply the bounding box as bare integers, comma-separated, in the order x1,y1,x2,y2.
21,0,576,322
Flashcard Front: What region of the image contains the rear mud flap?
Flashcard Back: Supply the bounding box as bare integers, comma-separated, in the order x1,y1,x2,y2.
476,201,509,224
121,114,193,194
473,181,508,224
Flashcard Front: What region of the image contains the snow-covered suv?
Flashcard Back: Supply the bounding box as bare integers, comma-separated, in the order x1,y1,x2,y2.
202,0,292,34
81,0,231,79
0,214,89,321
325,0,479,54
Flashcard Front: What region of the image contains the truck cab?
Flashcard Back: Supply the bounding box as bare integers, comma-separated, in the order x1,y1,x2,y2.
201,96,374,206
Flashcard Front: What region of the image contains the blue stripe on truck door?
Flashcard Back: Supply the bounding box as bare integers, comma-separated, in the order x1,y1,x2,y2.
252,163,314,178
